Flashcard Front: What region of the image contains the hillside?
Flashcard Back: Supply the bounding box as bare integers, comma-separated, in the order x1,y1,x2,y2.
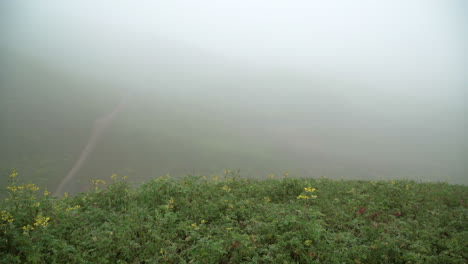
0,52,300,193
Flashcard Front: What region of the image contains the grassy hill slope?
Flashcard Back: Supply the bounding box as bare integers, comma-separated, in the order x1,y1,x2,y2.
1,171,467,263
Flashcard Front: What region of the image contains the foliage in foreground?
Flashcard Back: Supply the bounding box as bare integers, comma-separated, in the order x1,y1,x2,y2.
1,170,467,263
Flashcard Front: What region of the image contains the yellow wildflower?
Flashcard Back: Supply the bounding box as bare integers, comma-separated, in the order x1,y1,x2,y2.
297,194,309,199
6,186,17,192
33,215,50,227
65,205,81,212
267,174,275,179
44,190,50,196
9,170,18,178
304,187,316,192
22,224,35,234
1,210,14,224
24,183,39,191
92,179,106,185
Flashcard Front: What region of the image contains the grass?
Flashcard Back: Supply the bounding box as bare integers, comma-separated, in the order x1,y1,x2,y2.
1,170,467,263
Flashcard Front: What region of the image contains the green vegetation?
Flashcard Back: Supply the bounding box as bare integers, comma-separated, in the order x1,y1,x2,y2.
1,170,467,263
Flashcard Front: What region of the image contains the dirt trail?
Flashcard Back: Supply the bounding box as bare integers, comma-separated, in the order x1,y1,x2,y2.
54,95,128,196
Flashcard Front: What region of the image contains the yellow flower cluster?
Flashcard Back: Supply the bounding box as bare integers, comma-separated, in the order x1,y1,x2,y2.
33,215,50,227
6,186,17,192
305,186,317,198
189,219,208,231
110,173,128,181
297,186,318,199
267,174,275,179
65,205,81,213
92,179,106,185
25,183,39,191
22,215,51,234
92,179,107,190
22,225,34,233
6,183,40,192
1,210,14,225
221,185,231,192
9,170,18,178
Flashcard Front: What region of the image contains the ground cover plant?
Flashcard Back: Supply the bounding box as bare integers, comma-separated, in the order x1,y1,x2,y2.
1,170,467,263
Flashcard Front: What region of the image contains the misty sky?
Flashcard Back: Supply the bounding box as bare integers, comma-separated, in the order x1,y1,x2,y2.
3,1,467,81
1,0,467,185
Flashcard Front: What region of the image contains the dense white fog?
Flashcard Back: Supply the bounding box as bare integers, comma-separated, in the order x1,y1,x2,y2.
1,0,466,193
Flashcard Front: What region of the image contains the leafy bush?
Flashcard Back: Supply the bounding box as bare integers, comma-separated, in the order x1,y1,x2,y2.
1,171,467,263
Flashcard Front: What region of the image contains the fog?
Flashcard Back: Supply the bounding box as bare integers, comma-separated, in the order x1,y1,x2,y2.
1,1,467,193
